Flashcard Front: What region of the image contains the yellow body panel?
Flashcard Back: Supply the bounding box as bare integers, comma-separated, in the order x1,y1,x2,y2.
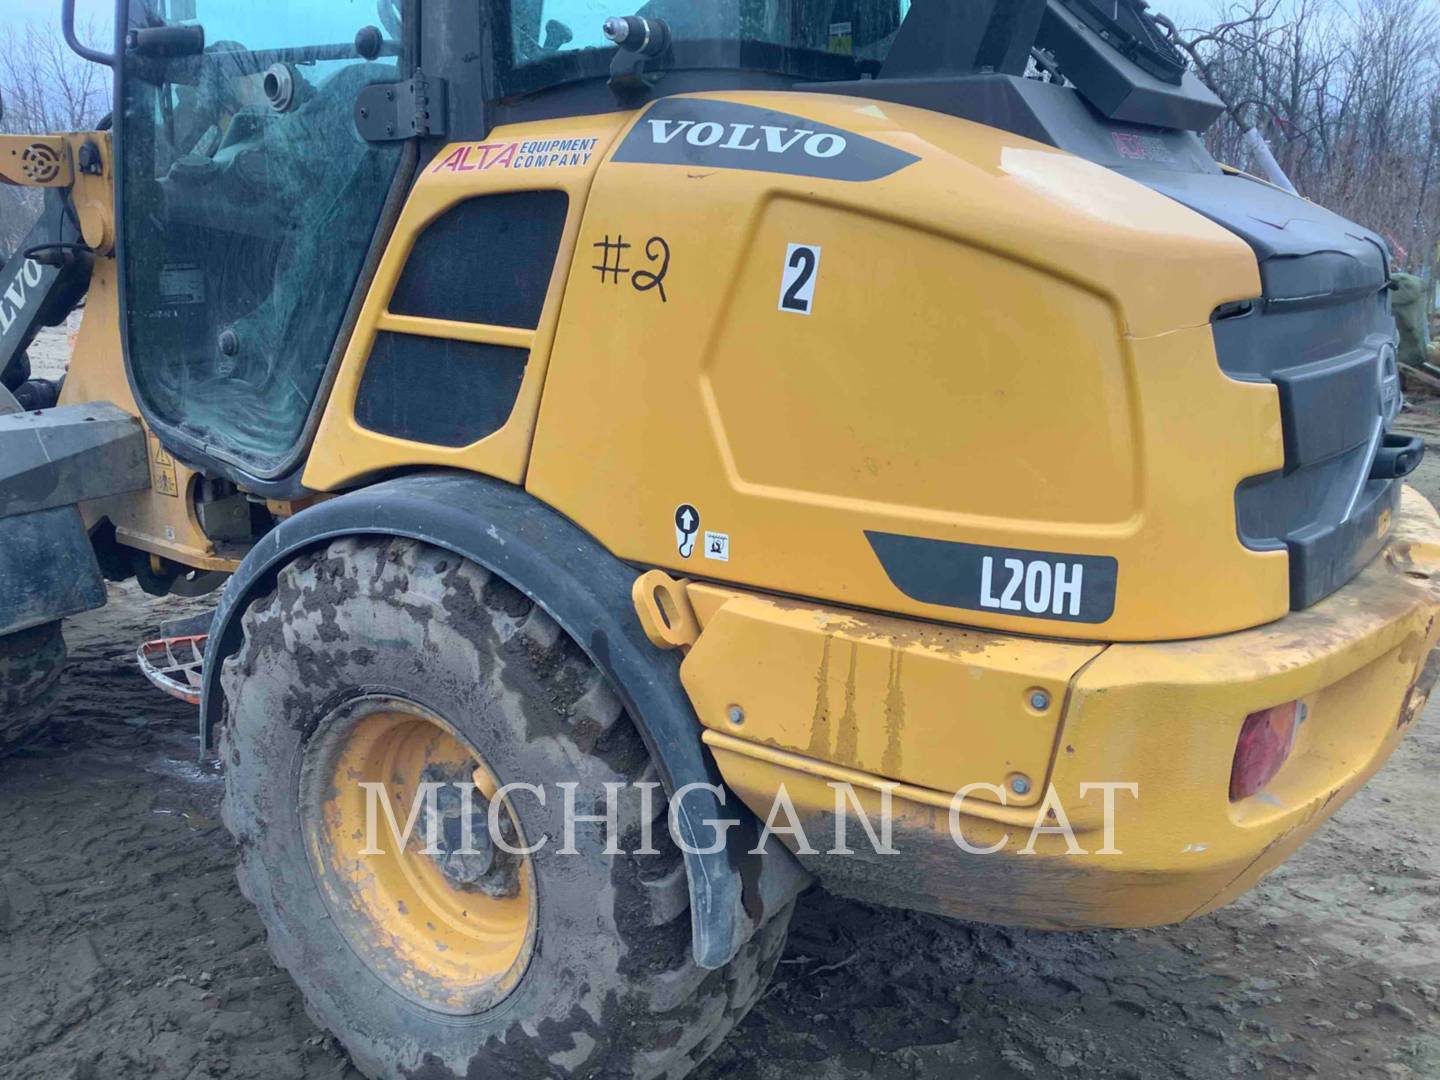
0,133,74,188
526,91,1285,642
691,486,1440,929
680,587,1104,806
302,115,629,490
2,133,113,252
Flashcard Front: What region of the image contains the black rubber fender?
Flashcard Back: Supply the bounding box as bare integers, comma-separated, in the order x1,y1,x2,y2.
200,469,808,970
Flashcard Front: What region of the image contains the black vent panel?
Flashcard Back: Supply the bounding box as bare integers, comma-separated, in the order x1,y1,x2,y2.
355,332,528,448
389,190,569,329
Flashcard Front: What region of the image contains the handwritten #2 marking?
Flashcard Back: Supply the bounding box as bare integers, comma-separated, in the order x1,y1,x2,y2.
593,234,671,302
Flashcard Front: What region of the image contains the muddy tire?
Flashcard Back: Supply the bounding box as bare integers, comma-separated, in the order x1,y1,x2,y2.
0,621,66,757
220,537,791,1079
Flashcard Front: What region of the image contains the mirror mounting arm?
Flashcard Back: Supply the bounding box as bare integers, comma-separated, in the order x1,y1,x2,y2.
62,0,118,67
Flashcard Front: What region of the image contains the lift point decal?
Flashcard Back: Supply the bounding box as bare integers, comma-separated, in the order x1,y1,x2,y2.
675,504,700,558
613,99,919,182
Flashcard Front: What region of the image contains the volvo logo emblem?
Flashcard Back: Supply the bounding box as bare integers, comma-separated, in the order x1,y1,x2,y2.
1378,342,1401,423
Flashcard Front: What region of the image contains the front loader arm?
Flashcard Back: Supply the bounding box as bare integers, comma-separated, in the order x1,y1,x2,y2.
1,133,112,393
0,132,152,637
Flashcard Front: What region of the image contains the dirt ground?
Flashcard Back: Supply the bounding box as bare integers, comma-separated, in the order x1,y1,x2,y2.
22,314,79,382
3,356,1440,1078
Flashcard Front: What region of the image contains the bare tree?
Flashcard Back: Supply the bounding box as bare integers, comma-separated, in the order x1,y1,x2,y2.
1168,0,1440,275
0,15,111,135
0,15,112,256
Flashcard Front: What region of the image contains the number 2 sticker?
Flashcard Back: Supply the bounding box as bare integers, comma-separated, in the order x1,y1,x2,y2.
779,243,821,315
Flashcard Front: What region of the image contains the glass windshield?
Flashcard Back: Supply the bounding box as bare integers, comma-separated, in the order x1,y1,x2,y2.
119,0,405,471
502,0,913,95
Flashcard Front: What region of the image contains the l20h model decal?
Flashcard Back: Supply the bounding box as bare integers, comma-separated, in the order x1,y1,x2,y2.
866,533,1120,624
612,98,919,182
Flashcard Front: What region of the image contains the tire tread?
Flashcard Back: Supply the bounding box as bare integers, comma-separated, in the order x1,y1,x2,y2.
220,538,790,1079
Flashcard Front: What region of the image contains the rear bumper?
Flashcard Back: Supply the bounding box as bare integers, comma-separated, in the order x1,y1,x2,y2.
682,485,1440,929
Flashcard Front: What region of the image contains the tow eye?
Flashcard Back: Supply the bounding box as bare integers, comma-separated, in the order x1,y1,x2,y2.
1372,433,1425,480
418,765,523,899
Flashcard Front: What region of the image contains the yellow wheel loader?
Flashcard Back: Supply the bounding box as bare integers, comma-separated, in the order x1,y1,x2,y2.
2,0,1437,1075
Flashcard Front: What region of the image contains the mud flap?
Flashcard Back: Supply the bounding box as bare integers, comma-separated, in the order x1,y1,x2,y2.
199,470,810,970
0,507,106,636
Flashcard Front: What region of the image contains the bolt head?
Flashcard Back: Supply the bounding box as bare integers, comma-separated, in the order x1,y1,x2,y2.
1029,690,1051,712
1010,775,1032,796
727,705,745,726
603,16,630,43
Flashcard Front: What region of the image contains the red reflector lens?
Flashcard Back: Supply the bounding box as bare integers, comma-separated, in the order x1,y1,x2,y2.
1229,701,1299,802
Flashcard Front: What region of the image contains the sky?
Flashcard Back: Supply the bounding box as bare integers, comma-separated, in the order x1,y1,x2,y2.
7,0,111,25
1151,0,1363,29
7,0,114,41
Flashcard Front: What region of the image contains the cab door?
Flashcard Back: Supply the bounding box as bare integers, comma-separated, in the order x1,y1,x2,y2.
116,0,410,479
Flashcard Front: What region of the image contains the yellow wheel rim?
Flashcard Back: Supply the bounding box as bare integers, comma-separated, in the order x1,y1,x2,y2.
300,696,537,1013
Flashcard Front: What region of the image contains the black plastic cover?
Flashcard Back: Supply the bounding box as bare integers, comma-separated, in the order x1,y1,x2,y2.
354,332,528,447
389,190,569,329
881,0,1046,79
1035,0,1224,130
809,74,1220,174
1131,170,1389,302
1214,283,1401,610
1285,480,1400,610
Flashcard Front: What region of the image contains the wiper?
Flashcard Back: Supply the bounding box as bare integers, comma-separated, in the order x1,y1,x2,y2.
604,15,673,106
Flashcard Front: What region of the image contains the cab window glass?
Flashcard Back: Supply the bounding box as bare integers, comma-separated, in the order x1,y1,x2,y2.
119,0,405,468
509,0,912,71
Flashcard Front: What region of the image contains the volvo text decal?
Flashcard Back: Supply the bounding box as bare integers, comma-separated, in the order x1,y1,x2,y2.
0,256,56,361
612,99,919,182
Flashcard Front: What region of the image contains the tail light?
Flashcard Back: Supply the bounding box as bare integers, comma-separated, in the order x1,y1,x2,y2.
1229,701,1300,801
